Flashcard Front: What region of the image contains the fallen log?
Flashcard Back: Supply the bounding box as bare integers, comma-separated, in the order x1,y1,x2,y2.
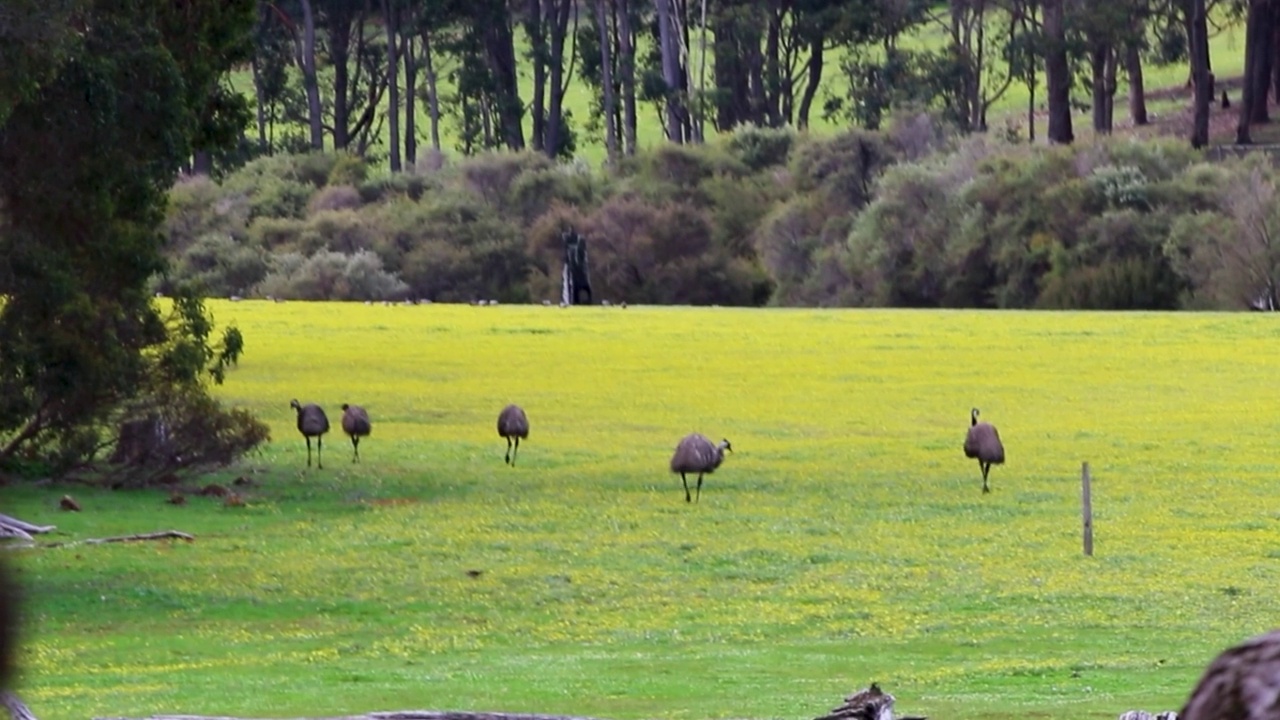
44,531,195,549
94,712,619,720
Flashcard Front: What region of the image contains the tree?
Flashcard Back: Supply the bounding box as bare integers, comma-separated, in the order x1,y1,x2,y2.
0,0,89,124
1189,0,1211,147
0,0,260,471
1043,0,1073,143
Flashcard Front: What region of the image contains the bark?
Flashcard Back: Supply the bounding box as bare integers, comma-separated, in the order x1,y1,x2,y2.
403,34,417,167
654,0,684,142
1238,0,1268,143
693,0,708,141
594,0,618,165
1043,0,1073,144
545,0,574,157
764,0,783,127
526,0,547,152
484,13,526,150
421,29,442,151
1252,0,1275,124
93,712,620,720
251,10,268,151
298,0,323,149
1190,0,1211,147
617,0,637,154
1091,43,1112,133
382,0,401,172
329,6,357,150
1125,40,1148,125
796,34,822,129
1,691,35,720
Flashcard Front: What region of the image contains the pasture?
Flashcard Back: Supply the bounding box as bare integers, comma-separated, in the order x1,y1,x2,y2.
6,303,1280,719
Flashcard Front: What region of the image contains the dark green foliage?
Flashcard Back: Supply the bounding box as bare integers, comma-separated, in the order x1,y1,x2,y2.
0,0,261,473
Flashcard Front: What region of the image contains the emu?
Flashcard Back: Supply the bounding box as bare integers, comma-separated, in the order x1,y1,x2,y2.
670,433,732,503
290,399,330,469
341,403,371,463
964,408,1004,493
1180,629,1280,719
497,404,529,465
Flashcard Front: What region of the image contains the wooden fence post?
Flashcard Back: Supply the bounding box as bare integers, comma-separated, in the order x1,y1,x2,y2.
1082,461,1094,557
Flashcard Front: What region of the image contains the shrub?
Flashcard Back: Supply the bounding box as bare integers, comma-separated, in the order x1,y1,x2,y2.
301,209,380,254
327,153,369,186
164,176,250,254
726,123,797,171
790,129,896,213
461,150,554,205
641,143,749,189
307,185,363,214
246,216,307,251
164,233,270,298
255,249,409,301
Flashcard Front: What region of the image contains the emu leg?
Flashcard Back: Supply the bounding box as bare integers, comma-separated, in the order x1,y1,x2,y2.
695,473,703,503
511,437,520,466
317,436,323,470
306,437,312,468
981,462,990,493
504,437,512,464
681,473,691,503
351,436,360,463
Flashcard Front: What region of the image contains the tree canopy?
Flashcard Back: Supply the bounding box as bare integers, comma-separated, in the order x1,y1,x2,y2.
0,0,264,474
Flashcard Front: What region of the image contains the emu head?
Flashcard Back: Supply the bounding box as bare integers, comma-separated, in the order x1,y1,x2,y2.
970,408,980,426
719,439,732,453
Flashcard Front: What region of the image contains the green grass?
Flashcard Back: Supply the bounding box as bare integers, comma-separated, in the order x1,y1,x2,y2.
8,303,1280,719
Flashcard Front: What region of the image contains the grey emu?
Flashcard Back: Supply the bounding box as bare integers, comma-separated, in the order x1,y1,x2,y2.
497,404,529,465
670,433,732,503
341,403,371,463
290,399,330,469
964,407,1004,493
1180,629,1280,720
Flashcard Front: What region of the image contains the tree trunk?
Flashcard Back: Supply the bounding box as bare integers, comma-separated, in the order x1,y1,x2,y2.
617,0,638,154
1044,0,1073,144
693,0,708,141
654,0,684,142
1091,42,1112,133
329,8,356,150
484,12,526,150
298,0,323,150
526,0,547,152
594,0,619,165
796,35,823,130
764,0,783,127
1238,0,1267,143
1125,40,1148,125
383,0,401,172
1191,0,1211,147
1252,0,1275,124
545,0,573,157
403,34,417,167
420,29,442,152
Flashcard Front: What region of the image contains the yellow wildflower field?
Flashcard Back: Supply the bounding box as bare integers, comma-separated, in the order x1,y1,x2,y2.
12,302,1280,720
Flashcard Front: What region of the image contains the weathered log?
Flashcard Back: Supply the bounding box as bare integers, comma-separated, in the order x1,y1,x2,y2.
93,707,619,712
2,690,37,720
44,531,194,549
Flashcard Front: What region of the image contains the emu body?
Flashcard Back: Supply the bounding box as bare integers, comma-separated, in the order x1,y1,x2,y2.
670,433,732,503
964,408,1004,493
341,404,371,463
290,399,330,469
497,404,529,465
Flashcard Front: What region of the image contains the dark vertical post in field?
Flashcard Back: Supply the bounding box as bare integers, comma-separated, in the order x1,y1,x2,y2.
1082,462,1094,556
